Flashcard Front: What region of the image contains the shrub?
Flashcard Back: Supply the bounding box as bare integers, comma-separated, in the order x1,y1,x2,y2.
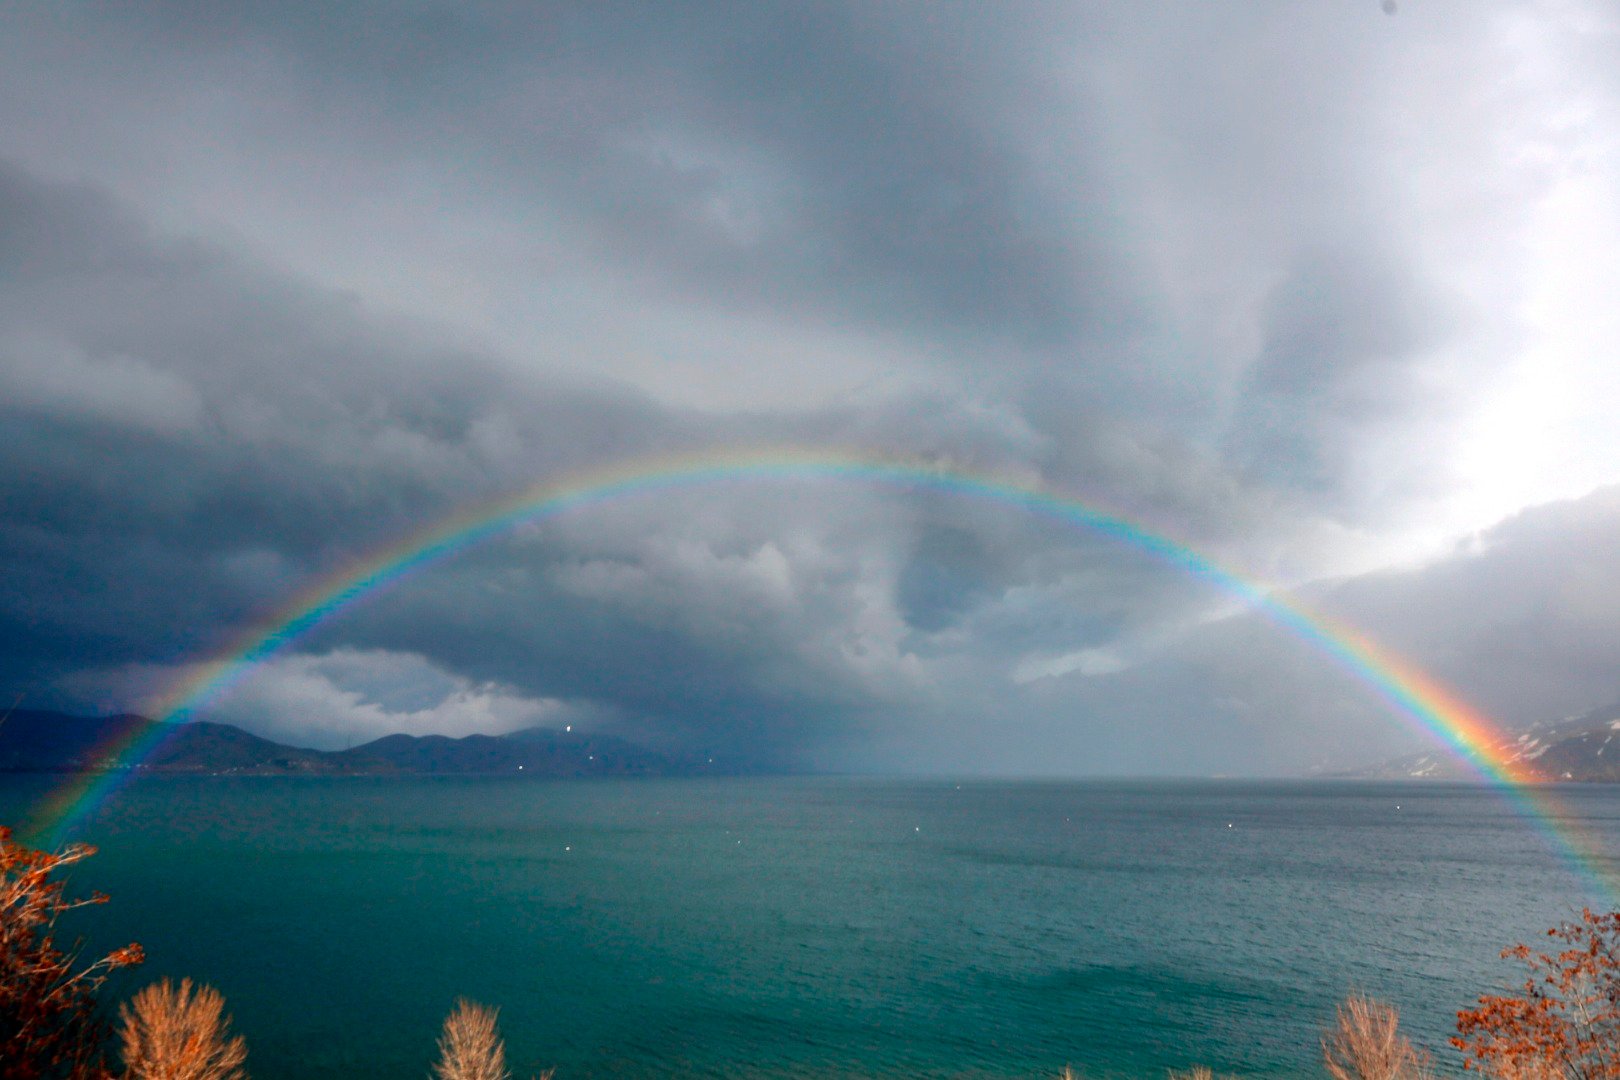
118,978,247,1080
431,999,554,1080
1454,908,1620,1077
1323,992,1433,1080
433,999,510,1080
1,825,144,1079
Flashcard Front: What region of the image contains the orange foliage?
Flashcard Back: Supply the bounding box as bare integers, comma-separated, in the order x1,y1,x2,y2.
1454,908,1620,1078
118,978,247,1080
1,825,145,1079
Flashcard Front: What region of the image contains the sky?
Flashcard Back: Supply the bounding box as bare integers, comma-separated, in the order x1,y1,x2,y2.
2,1,1619,775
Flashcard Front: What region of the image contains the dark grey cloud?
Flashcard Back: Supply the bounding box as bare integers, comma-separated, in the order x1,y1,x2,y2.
4,2,1573,472
0,158,681,706
1022,484,1620,776
0,157,1266,768
1,3,1617,773
5,1,1124,363
1227,244,1451,493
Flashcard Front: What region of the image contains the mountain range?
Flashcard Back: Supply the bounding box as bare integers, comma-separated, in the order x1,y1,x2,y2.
1345,700,1620,782
0,710,716,778
10,703,1620,783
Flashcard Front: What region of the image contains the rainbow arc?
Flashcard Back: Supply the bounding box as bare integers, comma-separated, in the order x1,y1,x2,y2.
25,447,1616,903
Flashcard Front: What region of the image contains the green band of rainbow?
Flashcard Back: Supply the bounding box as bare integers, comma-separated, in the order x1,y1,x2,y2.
23,447,1617,902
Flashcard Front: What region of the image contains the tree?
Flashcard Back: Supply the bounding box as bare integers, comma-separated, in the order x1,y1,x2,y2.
1,825,145,1079
1454,908,1620,1078
118,978,247,1080
433,1000,511,1080
1322,992,1433,1080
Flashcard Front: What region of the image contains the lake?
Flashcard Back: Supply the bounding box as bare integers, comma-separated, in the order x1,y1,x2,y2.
2,776,1615,1078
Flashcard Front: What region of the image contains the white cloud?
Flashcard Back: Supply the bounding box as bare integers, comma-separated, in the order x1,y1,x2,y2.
64,649,577,749
1012,647,1130,685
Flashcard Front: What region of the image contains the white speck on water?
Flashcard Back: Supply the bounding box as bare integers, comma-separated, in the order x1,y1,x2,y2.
1227,823,1233,829
564,845,571,852
565,725,572,732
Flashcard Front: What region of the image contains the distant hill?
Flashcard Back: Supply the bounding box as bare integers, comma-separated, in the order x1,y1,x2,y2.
334,728,690,777
0,709,706,777
1345,700,1620,782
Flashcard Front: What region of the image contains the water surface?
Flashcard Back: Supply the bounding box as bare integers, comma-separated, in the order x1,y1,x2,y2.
2,776,1614,1078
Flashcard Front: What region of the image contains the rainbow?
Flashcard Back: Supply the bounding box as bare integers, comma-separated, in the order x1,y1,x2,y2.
21,447,1618,901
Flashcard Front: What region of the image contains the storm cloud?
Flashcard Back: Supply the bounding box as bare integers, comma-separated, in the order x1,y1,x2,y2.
2,2,1618,774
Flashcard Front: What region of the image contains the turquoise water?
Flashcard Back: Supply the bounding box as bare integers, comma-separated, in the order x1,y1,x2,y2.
3,776,1617,1078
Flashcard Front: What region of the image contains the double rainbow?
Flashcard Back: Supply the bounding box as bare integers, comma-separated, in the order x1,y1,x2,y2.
22,447,1616,901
